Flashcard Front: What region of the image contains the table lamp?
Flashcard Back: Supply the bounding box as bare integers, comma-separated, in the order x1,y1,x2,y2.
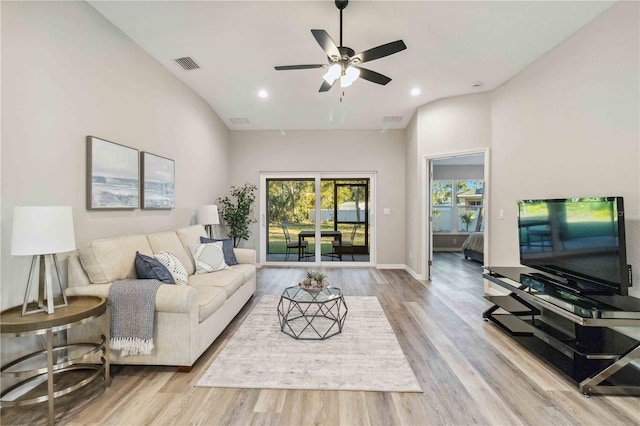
11,206,76,315
198,204,220,239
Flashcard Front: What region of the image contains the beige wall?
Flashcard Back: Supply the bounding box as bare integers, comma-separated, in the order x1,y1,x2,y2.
229,130,406,265
404,1,639,301
406,93,492,277
404,113,420,273
490,1,639,299
433,165,484,180
1,2,230,310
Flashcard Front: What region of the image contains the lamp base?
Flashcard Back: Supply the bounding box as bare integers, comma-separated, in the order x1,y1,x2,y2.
204,224,215,240
22,254,68,316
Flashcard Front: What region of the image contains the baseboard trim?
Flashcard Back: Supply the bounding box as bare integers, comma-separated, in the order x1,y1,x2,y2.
376,264,405,270
402,265,426,281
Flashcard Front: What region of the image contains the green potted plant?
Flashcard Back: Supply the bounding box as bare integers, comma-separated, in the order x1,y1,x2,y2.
459,210,477,232
299,271,329,292
217,182,257,247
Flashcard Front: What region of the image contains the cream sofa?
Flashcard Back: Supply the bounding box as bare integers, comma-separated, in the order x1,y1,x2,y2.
65,225,256,369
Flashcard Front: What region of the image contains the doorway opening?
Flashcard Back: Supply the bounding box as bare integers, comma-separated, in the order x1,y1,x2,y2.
425,151,488,280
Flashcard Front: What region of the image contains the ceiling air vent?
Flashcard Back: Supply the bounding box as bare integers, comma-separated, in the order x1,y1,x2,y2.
174,56,200,71
382,116,403,123
229,117,250,125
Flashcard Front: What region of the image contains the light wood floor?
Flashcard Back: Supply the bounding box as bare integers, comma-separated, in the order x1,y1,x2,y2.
2,253,639,425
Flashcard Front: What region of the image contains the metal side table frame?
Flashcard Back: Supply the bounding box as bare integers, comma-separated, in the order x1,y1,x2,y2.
1,296,110,425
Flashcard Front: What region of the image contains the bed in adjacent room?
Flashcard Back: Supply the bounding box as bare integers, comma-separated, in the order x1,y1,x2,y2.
462,232,484,264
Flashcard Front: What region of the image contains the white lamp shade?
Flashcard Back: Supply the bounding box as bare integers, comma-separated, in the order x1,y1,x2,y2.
198,205,220,225
11,206,76,255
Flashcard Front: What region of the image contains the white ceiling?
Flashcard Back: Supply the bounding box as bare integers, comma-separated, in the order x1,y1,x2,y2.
89,0,614,131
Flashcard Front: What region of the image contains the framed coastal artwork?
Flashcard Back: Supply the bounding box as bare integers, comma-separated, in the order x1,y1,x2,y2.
141,152,175,209
86,136,139,210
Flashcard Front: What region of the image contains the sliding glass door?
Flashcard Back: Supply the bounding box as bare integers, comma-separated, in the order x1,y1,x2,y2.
265,178,317,262
261,173,374,265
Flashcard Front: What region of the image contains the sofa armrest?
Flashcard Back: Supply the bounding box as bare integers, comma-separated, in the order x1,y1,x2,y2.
66,283,111,298
65,283,198,314
67,254,92,288
155,285,198,314
233,248,256,264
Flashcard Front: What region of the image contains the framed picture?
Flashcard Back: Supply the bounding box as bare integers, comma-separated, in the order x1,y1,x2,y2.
86,136,139,210
141,152,175,209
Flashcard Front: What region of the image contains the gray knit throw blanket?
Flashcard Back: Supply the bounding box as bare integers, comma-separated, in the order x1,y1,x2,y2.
109,279,162,356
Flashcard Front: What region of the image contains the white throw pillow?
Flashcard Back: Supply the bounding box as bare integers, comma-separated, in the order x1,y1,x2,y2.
189,242,228,274
154,252,189,285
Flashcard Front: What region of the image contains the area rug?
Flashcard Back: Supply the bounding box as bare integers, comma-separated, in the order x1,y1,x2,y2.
196,295,422,392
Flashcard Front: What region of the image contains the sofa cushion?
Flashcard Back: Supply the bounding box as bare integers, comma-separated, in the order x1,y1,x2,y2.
78,235,153,284
135,252,175,284
154,252,189,286
188,264,251,298
189,242,228,274
193,286,227,323
200,237,238,266
147,231,195,276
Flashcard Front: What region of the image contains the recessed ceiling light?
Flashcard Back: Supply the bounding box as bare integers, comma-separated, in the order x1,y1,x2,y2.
410,88,421,96
472,81,483,89
258,89,268,98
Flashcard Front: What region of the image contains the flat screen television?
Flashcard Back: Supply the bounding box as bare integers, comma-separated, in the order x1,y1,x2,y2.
517,197,630,296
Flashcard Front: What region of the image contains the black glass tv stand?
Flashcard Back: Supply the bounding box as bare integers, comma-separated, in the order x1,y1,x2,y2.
483,266,640,395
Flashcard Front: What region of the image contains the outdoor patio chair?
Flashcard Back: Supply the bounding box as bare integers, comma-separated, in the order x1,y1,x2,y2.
282,223,309,261
330,224,360,261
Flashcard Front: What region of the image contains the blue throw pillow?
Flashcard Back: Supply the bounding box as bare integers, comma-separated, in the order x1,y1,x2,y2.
135,251,175,284
200,237,238,266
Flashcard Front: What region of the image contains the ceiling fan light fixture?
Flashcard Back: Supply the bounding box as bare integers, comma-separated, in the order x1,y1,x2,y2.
323,63,342,84
340,76,353,88
340,65,360,87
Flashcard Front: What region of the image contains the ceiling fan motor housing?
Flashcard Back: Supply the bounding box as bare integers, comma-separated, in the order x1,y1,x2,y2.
338,46,355,61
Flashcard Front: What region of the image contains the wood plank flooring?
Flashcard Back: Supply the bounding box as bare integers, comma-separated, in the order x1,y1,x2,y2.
2,252,638,425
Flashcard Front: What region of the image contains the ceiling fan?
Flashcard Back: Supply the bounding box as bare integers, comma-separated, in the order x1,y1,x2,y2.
274,0,407,92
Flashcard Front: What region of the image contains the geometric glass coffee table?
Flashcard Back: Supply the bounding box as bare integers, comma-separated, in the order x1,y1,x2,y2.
277,286,348,340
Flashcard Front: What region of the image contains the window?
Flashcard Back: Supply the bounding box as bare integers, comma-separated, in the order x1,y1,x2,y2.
432,180,484,233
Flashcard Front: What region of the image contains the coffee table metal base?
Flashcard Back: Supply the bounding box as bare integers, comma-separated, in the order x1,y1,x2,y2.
277,287,347,340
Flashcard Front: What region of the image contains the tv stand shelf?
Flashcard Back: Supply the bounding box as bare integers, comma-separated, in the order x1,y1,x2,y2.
484,266,640,395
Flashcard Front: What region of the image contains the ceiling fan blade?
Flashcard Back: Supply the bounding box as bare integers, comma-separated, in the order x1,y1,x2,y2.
311,29,341,61
319,79,336,92
354,67,392,85
351,40,407,64
274,64,327,71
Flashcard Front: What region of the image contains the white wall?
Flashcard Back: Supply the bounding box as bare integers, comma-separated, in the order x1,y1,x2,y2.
406,93,492,276
490,1,639,298
229,130,406,265
1,2,230,311
404,113,420,274
404,2,639,301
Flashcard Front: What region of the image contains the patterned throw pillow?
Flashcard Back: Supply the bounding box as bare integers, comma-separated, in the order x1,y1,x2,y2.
200,237,238,266
135,251,175,284
189,242,228,274
154,252,189,285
